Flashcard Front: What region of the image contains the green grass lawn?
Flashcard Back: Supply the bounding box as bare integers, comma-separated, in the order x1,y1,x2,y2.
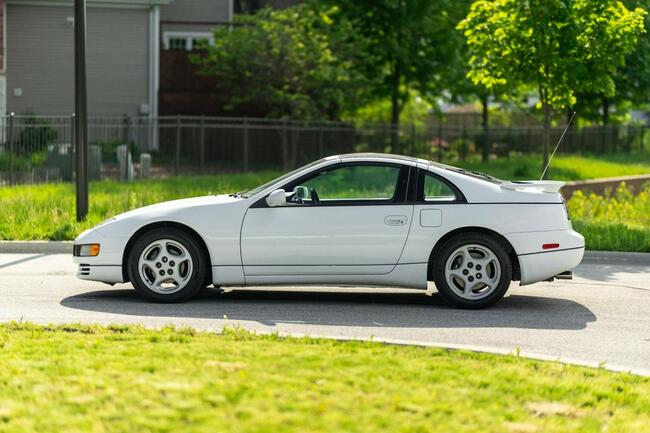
0,172,277,241
0,323,648,433
0,154,649,251
454,153,650,181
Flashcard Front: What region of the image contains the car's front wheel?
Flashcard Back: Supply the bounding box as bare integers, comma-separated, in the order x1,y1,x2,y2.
432,233,512,309
127,228,207,302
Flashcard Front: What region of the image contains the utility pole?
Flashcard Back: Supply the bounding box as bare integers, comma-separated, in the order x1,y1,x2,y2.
75,0,89,221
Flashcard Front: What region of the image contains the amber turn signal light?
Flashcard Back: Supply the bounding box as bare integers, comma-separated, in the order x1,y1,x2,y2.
74,244,101,257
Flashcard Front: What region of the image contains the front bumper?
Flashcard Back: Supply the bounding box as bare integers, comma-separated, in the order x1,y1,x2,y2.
73,228,128,284
76,264,124,284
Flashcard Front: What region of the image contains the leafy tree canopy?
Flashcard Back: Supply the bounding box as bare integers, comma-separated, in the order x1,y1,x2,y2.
459,0,646,111
318,0,462,150
459,0,646,174
574,0,650,124
191,6,366,120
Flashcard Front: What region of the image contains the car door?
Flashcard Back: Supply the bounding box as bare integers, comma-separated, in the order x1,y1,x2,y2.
240,162,414,278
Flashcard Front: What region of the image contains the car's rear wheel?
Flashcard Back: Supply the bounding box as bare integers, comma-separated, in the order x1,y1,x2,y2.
127,228,206,302
432,233,512,309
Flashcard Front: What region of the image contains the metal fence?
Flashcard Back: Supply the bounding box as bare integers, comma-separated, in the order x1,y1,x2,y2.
0,113,648,185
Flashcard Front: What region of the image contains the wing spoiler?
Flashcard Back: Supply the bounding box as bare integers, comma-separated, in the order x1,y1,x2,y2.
500,180,565,193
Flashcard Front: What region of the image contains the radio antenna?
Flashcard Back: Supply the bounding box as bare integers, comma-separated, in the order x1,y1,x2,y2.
540,110,576,180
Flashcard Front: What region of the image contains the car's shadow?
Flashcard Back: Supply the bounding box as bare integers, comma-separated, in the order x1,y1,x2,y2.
60,287,596,330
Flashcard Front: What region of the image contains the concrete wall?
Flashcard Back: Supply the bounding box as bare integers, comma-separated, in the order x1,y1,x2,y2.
563,174,650,199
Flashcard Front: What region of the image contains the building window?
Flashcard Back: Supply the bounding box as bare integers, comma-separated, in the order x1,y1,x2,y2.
163,32,214,51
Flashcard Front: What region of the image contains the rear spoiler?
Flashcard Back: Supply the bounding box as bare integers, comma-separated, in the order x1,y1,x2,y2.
500,180,565,193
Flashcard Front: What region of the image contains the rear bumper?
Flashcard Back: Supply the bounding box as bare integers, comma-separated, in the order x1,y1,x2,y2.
518,246,585,285
77,264,124,284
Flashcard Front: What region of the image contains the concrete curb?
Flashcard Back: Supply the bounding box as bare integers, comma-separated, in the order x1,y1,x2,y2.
0,241,73,254
583,250,650,266
279,332,650,377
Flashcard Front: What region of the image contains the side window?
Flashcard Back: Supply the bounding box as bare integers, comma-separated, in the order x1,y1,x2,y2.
423,173,458,201
299,164,401,201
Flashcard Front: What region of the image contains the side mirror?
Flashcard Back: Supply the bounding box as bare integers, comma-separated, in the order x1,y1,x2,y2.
293,185,309,200
266,189,286,207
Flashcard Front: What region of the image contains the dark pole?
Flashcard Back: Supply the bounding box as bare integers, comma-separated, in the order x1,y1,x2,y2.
75,0,89,221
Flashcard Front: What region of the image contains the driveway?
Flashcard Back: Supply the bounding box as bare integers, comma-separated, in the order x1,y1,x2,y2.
1,251,649,375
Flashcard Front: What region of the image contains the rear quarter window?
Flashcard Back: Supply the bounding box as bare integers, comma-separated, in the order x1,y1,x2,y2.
423,173,458,201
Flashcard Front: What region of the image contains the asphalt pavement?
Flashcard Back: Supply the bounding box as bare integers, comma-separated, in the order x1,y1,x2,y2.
1,251,649,375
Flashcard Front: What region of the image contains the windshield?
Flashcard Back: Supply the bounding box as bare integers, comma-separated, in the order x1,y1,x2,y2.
240,158,330,198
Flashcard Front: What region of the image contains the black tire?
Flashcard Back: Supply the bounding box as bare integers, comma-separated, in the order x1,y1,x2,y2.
432,232,512,309
127,227,207,303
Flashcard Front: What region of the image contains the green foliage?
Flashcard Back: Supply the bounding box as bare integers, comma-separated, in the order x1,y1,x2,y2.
352,91,433,127
569,183,650,252
449,138,476,162
191,6,365,120
575,0,650,125
0,151,46,171
17,115,59,153
454,153,650,181
319,0,462,150
0,322,649,433
459,0,646,174
459,0,646,111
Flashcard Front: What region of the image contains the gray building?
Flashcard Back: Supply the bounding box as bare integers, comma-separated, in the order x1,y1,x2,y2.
161,0,231,49
0,0,233,118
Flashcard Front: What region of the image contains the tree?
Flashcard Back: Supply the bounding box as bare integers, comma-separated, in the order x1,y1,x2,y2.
575,0,650,126
445,0,495,162
321,0,461,152
191,6,365,120
459,0,645,177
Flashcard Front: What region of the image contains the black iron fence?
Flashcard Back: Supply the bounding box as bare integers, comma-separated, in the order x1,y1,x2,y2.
0,114,647,185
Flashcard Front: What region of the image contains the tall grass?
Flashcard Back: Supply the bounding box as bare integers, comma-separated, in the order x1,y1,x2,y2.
0,173,278,240
568,183,650,252
1,156,649,252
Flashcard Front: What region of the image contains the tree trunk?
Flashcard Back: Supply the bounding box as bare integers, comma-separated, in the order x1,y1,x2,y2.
602,96,609,127
541,86,551,180
481,94,489,162
390,63,401,154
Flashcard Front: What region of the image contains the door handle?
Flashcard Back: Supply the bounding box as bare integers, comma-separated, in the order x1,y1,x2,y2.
384,215,408,226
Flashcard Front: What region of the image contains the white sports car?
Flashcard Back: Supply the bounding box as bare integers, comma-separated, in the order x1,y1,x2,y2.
73,153,584,308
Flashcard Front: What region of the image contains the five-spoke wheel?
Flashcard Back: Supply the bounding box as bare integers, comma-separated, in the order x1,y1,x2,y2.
433,233,512,309
444,244,501,300
128,228,207,302
138,239,194,295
